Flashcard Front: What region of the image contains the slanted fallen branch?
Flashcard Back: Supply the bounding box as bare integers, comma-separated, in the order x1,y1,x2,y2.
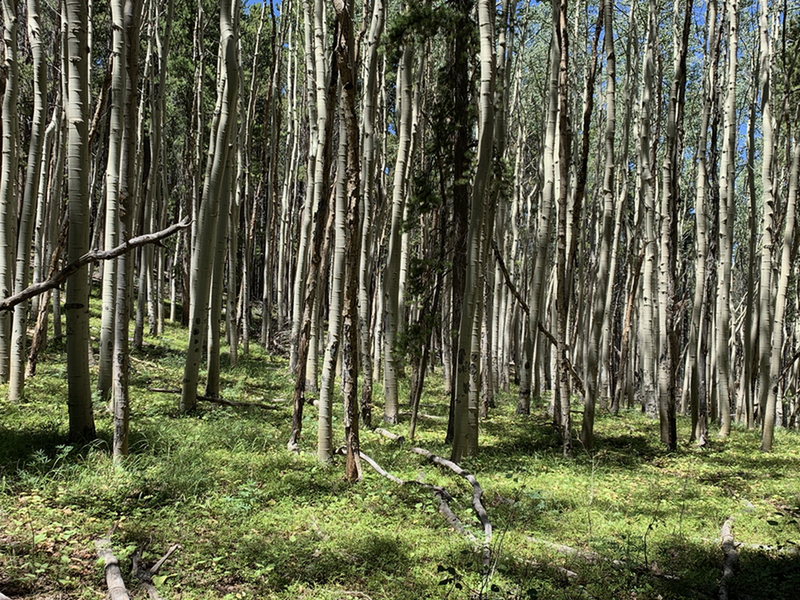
355,449,473,542
374,428,405,443
148,388,281,410
133,543,181,600
410,447,492,566
0,217,191,312
719,517,738,600
95,524,131,600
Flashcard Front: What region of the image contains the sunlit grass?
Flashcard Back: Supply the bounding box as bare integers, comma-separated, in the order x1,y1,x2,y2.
0,304,799,599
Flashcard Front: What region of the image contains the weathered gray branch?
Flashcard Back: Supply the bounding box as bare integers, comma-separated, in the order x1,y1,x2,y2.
148,387,281,410
355,449,470,541
719,517,738,600
0,217,191,312
95,524,131,600
410,447,492,565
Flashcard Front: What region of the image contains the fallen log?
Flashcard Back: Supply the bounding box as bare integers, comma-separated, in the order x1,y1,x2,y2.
719,517,738,600
95,524,131,600
410,447,492,566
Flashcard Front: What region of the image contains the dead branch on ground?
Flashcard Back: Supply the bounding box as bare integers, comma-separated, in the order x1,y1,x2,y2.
355,449,473,542
410,447,492,566
133,543,181,600
719,517,739,600
148,387,281,410
95,524,131,600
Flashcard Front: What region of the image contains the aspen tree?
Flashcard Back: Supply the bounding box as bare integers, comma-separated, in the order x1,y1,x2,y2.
0,0,20,383
112,0,144,461
451,0,496,461
717,0,738,437
181,0,239,413
358,0,385,427
688,0,719,445
64,0,96,442
554,0,573,457
638,1,659,421
657,0,692,451
383,44,414,424
758,0,782,451
317,113,347,463
97,0,127,403
8,0,47,401
332,0,362,481
581,0,614,446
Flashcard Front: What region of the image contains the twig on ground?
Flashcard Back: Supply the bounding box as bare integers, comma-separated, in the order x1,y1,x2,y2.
719,517,739,600
410,447,492,566
95,523,131,600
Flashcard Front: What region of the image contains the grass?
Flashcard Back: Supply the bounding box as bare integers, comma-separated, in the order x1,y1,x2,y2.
1,307,799,599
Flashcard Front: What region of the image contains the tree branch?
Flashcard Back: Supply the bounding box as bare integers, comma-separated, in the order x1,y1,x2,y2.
0,217,191,312
410,447,492,566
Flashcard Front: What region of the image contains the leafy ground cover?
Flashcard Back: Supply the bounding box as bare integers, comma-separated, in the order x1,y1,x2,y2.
1,316,799,599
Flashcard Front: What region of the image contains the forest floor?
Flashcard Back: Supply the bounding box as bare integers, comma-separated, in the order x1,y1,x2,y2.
1,309,799,599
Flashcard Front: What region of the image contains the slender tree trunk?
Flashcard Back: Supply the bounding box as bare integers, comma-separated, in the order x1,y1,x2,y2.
64,0,97,442
8,0,47,401
759,0,785,451
0,0,20,383
383,44,414,424
333,0,362,481
451,0,495,462
717,0,738,437
688,0,719,445
657,0,691,451
181,0,238,413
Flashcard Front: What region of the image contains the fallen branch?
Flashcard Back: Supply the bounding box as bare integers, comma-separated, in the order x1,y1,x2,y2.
527,537,624,567
356,449,471,542
410,447,492,566
400,411,446,421
132,543,181,600
719,517,738,600
196,396,281,410
374,428,405,443
517,557,578,579
95,524,131,600
148,388,281,410
0,217,191,312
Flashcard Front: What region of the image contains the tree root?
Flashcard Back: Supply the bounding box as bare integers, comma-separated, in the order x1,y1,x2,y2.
409,447,492,566
719,517,738,600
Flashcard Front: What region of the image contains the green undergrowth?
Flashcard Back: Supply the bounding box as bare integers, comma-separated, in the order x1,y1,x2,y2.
1,314,799,599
